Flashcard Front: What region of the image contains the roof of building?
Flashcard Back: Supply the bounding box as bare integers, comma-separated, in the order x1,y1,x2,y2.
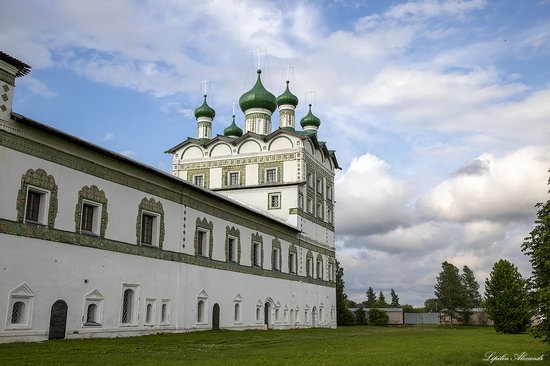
0,51,31,77
223,115,243,138
194,95,216,119
349,307,404,313
239,69,277,113
9,112,301,233
300,104,321,128
276,80,299,107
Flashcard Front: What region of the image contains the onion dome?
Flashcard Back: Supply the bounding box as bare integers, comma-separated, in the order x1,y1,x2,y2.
194,94,216,119
276,80,299,107
239,70,277,113
223,115,243,138
300,104,321,129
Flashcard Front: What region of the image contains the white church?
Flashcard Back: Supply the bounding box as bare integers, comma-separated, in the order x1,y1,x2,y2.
0,51,339,343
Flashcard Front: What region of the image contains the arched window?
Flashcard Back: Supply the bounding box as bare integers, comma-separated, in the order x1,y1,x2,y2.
122,289,134,324
275,308,280,321
86,303,97,323
234,303,240,322
256,307,261,321
146,304,153,324
197,300,205,323
11,301,25,324
161,304,167,323
319,308,323,323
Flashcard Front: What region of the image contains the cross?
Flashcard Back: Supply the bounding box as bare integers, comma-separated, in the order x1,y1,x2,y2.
305,90,316,105
252,48,267,69
284,65,294,81
200,80,209,95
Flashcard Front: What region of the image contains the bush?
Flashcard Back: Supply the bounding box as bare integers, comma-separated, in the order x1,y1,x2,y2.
369,308,389,326
355,308,367,325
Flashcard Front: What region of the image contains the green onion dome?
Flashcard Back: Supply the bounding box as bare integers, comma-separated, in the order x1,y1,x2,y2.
223,115,243,138
194,94,216,119
300,104,321,128
239,70,277,113
276,80,299,107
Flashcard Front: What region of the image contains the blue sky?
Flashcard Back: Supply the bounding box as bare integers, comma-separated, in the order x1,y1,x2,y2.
3,0,550,305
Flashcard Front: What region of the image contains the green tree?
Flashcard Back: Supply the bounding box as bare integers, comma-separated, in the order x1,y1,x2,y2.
335,259,355,326
522,176,550,345
402,304,414,313
434,261,465,327
390,288,400,307
355,308,367,325
347,299,357,308
365,287,377,307
460,265,481,324
376,291,387,307
368,308,389,326
484,259,531,334
424,298,440,313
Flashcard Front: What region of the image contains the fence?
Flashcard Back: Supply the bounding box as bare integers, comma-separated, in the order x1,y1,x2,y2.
404,312,440,325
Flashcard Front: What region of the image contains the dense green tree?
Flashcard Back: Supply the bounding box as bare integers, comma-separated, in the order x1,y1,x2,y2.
347,299,357,308
424,298,440,313
355,308,367,325
402,304,414,313
365,287,377,307
460,265,481,324
368,308,389,326
390,288,400,307
376,291,387,308
336,259,355,326
522,176,550,345
484,259,531,334
434,261,465,327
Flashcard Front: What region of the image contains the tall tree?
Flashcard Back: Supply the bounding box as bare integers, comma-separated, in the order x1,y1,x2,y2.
335,259,355,326
424,298,440,313
460,265,481,324
522,174,550,345
377,291,387,307
484,259,531,334
390,288,400,307
434,261,465,327
365,287,377,307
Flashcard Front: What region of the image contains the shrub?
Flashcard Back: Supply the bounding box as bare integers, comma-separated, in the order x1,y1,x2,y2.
355,308,367,325
369,308,389,326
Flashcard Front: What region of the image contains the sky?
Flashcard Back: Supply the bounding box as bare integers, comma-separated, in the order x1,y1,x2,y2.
2,0,550,306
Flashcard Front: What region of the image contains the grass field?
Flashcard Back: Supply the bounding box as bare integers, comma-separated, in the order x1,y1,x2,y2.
0,326,547,365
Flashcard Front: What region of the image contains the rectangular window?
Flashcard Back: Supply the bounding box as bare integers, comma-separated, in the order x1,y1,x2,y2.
307,172,313,188
317,261,322,279
25,190,41,222
317,178,322,194
265,168,277,183
298,193,304,210
228,172,239,186
327,185,332,200
289,253,296,274
317,202,323,218
268,193,281,209
193,174,204,187
228,237,236,262
197,230,208,256
307,198,313,214
252,242,261,267
81,203,95,233
327,208,332,224
272,248,280,271
307,258,313,277
141,214,155,245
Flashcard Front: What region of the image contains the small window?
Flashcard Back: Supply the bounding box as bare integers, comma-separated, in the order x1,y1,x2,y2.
328,264,333,281
327,208,332,224
307,198,313,214
141,213,156,245
265,168,277,184
161,304,167,323
327,185,332,200
234,303,240,322
228,237,236,262
272,248,280,271
317,202,323,218
86,303,97,323
317,178,322,194
81,201,102,235
298,193,304,210
256,307,261,321
306,258,313,277
228,172,239,186
252,242,261,267
10,301,25,324
160,300,170,325
197,230,208,256
268,193,281,209
24,188,48,225
197,300,205,323
121,288,135,324
307,172,313,187
145,303,154,325
275,308,280,321
317,260,323,279
193,174,204,187
289,253,296,274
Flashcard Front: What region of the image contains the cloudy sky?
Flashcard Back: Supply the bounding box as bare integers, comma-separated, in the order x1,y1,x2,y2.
3,0,550,305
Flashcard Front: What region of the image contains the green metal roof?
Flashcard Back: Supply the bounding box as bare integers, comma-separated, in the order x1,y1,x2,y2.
300,104,321,128
276,80,299,107
194,95,216,119
223,115,243,138
239,70,277,113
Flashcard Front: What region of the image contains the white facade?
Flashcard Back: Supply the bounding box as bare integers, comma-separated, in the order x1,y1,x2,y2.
0,52,337,343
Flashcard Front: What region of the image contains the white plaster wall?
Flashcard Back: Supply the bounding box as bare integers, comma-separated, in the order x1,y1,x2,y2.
238,140,261,154
268,136,293,150
222,186,297,223
210,143,232,157
210,168,222,189
181,146,203,160
246,164,259,185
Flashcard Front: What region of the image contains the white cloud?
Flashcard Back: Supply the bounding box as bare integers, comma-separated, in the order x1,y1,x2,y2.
17,76,57,98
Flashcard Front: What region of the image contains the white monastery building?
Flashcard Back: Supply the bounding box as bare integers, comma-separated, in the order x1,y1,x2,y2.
0,51,340,343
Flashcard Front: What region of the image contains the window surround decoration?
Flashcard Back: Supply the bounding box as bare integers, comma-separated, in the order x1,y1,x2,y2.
316,178,322,195
195,217,214,258
144,298,156,326
298,192,304,210
268,192,281,210
258,161,283,185
256,299,263,323
327,257,335,282
271,238,282,271
251,232,264,268
120,284,139,327
222,165,246,187
295,305,300,324
5,283,34,330
16,168,58,228
187,168,210,188
74,185,108,238
196,289,208,324
135,197,165,248
316,254,324,280
288,244,298,274
225,226,241,263
233,294,243,324
83,289,104,327
306,250,314,278
160,299,170,325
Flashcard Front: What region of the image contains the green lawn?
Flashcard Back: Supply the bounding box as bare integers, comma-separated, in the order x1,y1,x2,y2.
0,326,547,365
